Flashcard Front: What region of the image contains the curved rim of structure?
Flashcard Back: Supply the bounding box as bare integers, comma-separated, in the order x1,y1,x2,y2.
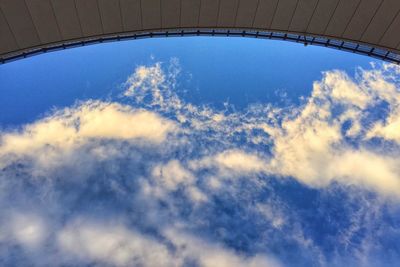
1,28,400,65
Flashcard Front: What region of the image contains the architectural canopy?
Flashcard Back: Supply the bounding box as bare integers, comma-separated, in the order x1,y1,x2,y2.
1,0,400,63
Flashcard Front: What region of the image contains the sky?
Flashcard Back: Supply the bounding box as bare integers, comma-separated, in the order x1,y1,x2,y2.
0,36,400,267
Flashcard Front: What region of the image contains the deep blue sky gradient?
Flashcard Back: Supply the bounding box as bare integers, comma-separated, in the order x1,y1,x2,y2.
0,36,375,126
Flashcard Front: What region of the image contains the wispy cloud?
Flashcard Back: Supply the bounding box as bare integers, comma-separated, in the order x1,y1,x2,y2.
0,59,400,266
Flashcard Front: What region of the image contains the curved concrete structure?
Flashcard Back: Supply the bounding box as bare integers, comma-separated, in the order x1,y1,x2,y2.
1,0,400,64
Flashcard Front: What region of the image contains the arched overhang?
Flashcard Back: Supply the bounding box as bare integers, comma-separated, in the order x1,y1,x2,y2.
1,0,400,64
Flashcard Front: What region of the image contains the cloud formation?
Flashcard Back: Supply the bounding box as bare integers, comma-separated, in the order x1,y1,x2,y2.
263,64,400,196
122,59,400,197
1,59,400,266
56,219,281,267
1,101,176,153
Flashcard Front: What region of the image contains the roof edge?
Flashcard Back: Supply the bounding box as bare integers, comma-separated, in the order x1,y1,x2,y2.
1,28,400,65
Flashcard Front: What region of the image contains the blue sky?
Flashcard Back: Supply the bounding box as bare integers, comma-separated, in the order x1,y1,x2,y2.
0,37,400,267
0,36,374,126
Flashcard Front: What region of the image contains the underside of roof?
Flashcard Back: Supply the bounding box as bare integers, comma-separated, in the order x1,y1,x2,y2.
1,0,400,64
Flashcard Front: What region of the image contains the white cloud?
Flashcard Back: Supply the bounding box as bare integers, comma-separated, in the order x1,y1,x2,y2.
56,219,282,267
367,108,400,143
1,60,400,266
125,60,400,198
164,228,282,267
2,61,400,198
260,64,400,197
123,59,182,110
3,61,399,198
4,213,47,249
124,62,165,98
329,151,400,195
213,150,268,174
150,160,207,203
0,101,176,170
58,220,176,267
317,70,373,109
76,102,176,142
152,160,194,190
190,149,268,177
256,203,285,229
